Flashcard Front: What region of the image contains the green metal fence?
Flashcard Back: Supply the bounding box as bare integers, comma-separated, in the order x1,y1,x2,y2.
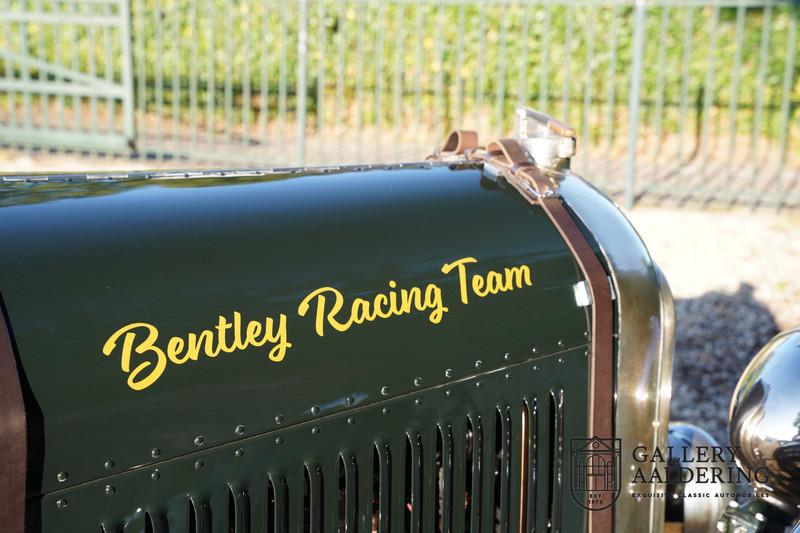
1,0,798,208
0,0,135,151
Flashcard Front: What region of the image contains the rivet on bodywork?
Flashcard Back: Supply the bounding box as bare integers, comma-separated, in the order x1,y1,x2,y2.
347,417,355,425
275,437,284,445
274,415,284,424
557,339,565,348
414,398,422,406
151,448,161,458
235,448,244,457
55,499,68,509
380,386,389,396
56,472,68,483
474,360,483,369
104,485,115,496
104,460,115,471
531,347,538,354
194,435,205,447
505,373,511,380
413,377,422,387
194,460,204,470
311,426,319,435
235,425,245,436
476,381,483,388
345,395,354,406
310,405,320,415
445,389,452,397
444,368,453,378
557,357,564,364
151,469,160,481
381,407,390,415
533,365,539,371
504,353,511,361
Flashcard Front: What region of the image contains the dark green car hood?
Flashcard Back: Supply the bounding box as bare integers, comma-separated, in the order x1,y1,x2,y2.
0,163,589,498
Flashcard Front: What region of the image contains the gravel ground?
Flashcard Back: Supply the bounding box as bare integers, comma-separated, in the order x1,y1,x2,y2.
628,207,800,444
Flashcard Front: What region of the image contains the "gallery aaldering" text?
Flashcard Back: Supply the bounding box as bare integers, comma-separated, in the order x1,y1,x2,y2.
630,445,769,484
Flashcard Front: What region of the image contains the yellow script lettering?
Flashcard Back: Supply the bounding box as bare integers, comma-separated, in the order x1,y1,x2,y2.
298,281,448,336
443,257,532,304
102,323,167,391
102,311,292,391
441,257,478,303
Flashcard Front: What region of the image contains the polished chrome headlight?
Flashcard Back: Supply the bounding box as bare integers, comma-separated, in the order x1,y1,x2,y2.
729,328,800,520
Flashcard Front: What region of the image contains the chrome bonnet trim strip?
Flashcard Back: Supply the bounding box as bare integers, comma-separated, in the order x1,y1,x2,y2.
558,171,675,533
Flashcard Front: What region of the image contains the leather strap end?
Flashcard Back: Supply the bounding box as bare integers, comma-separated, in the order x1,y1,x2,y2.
440,129,479,156
510,161,535,174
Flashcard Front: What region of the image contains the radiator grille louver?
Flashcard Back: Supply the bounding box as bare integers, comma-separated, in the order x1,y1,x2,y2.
120,403,564,533
42,350,588,533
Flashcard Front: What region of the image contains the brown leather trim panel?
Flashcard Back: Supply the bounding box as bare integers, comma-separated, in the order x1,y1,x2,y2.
0,303,27,533
483,138,613,533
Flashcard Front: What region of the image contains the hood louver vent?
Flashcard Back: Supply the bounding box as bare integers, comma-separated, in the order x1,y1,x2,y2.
113,398,566,533
42,351,588,533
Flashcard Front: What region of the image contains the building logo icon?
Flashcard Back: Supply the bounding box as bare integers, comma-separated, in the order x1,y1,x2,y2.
570,436,621,511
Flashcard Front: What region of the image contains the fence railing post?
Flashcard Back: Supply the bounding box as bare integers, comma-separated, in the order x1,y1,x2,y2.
624,0,646,210
296,0,308,165
120,0,136,151
777,3,797,171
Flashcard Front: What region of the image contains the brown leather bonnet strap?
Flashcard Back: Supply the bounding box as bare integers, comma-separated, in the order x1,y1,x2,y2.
0,307,27,533
426,129,479,160
484,139,557,197
428,132,614,531
485,139,614,533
